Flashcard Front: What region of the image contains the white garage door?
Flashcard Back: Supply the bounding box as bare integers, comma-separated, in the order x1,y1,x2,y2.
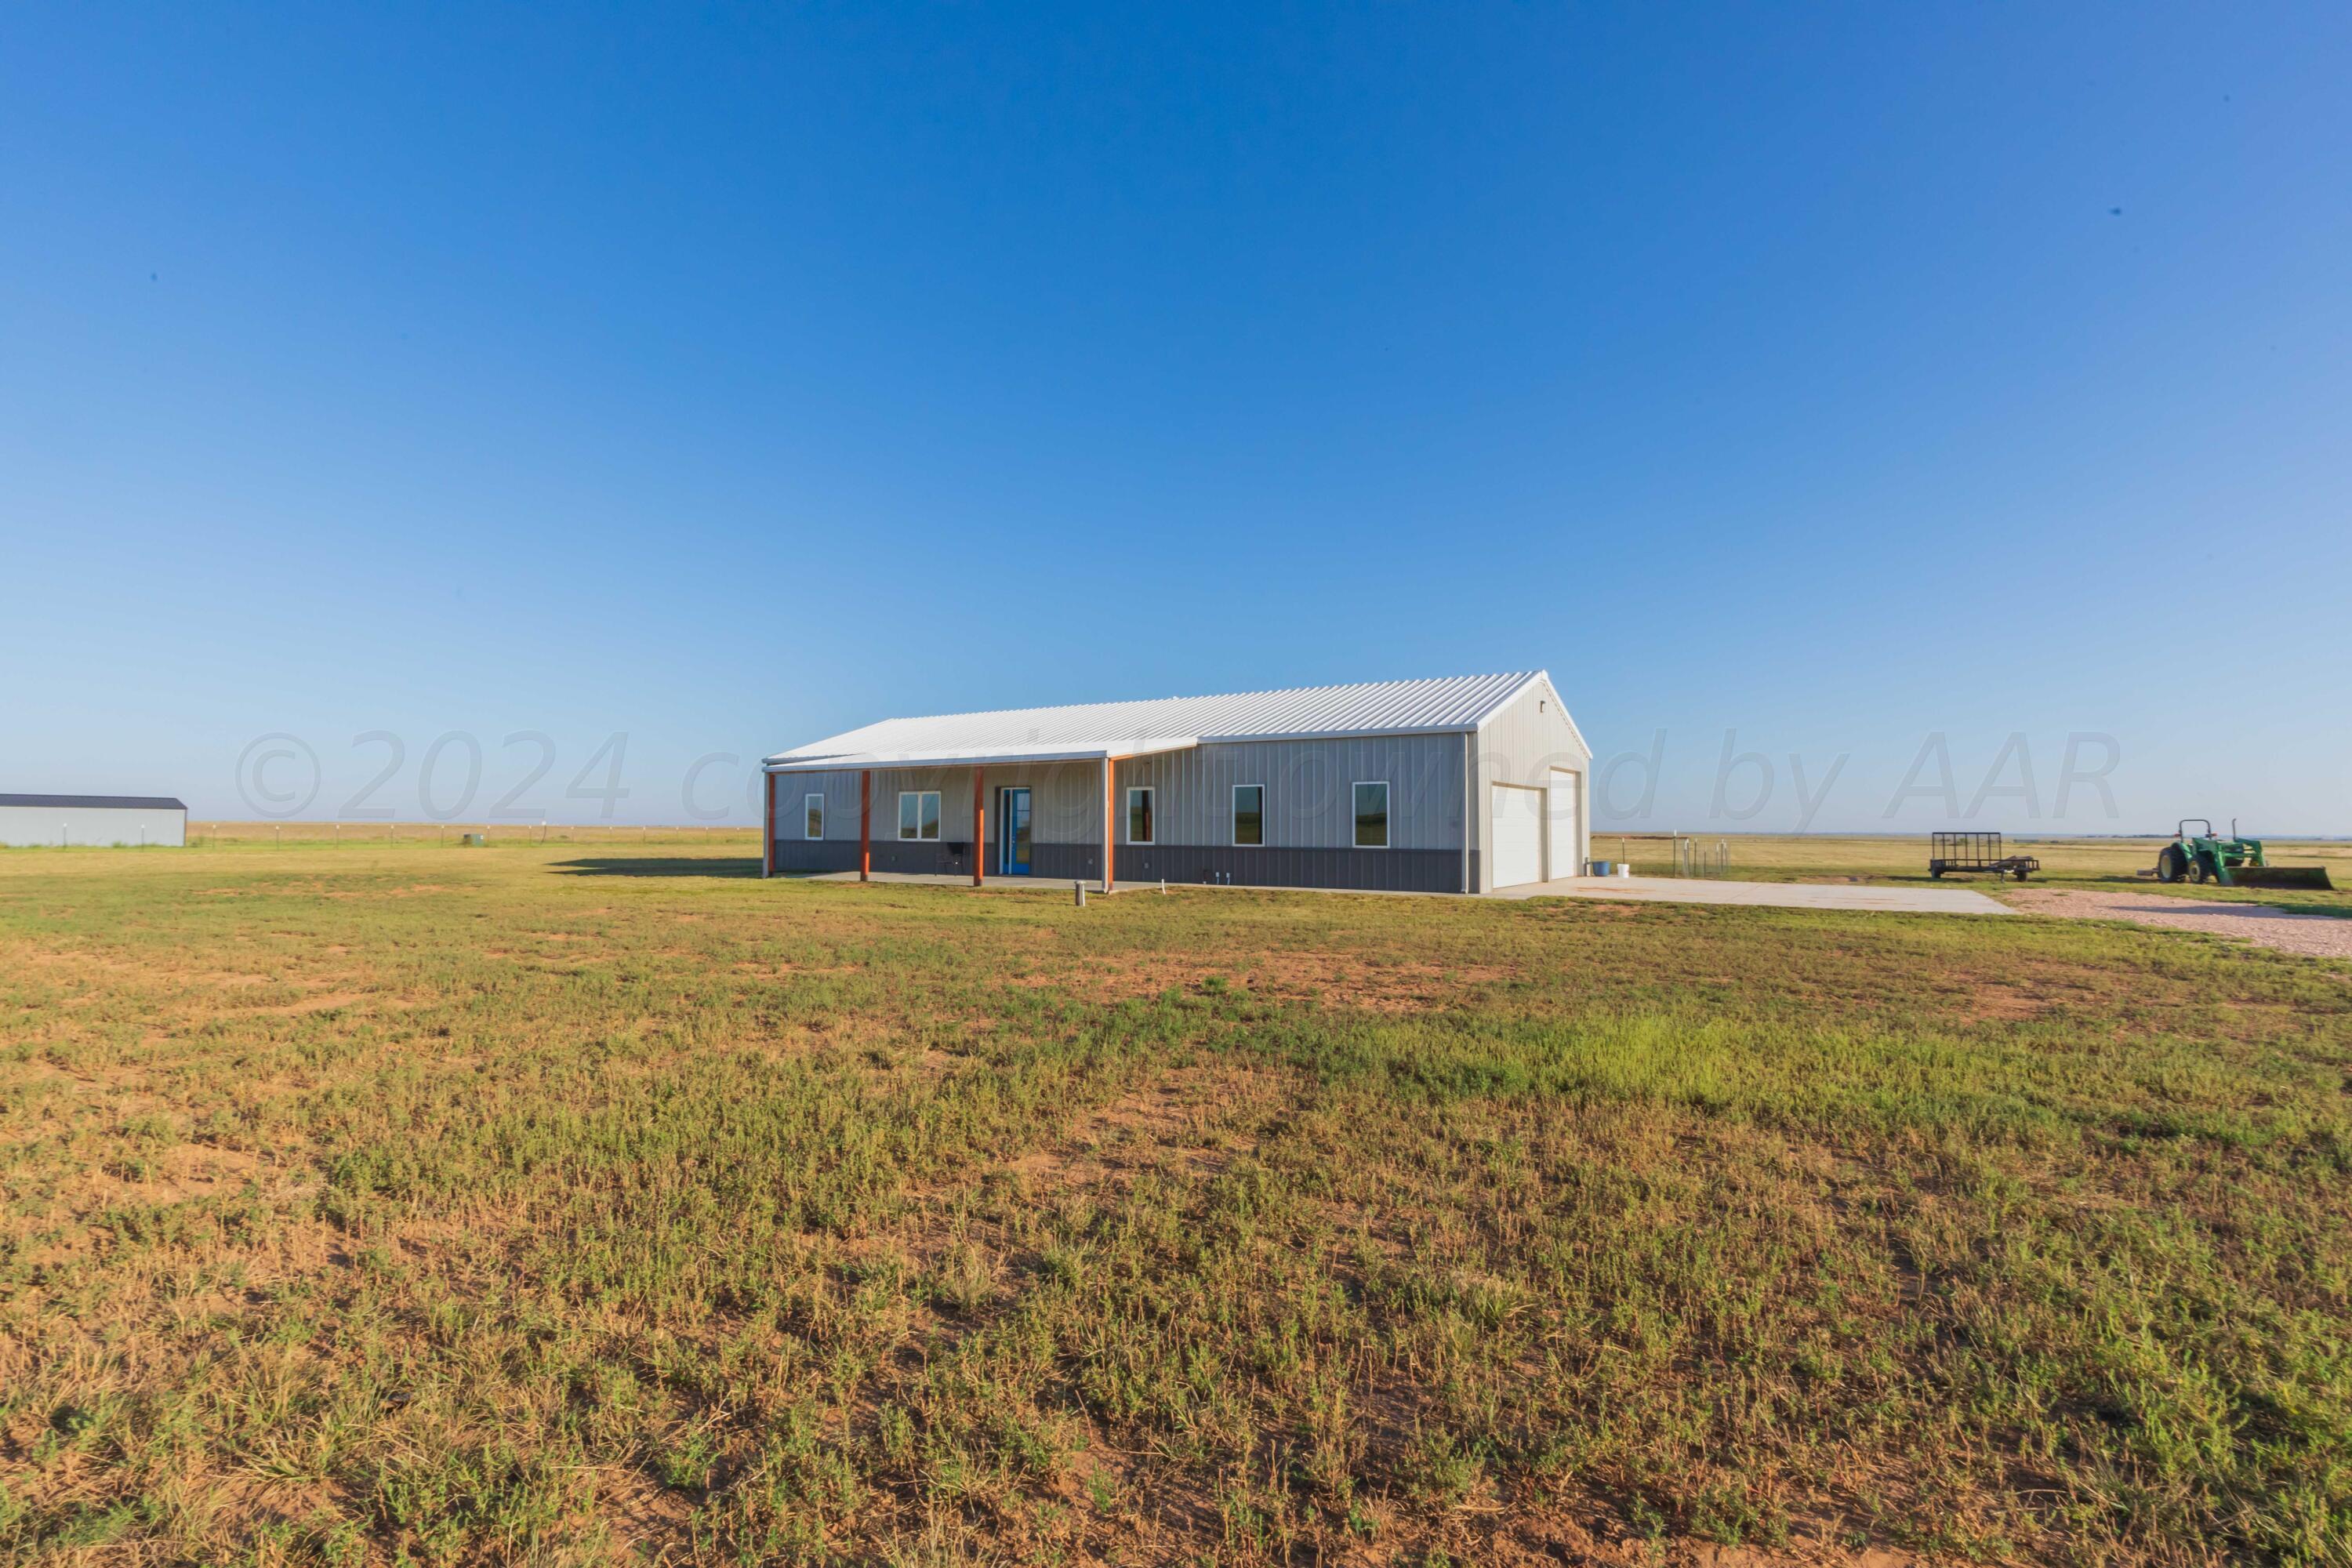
1491,784,1544,887
1547,769,1580,880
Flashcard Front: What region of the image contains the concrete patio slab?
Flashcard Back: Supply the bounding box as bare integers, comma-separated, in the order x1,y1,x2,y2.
1492,875,2013,916
789,870,1095,892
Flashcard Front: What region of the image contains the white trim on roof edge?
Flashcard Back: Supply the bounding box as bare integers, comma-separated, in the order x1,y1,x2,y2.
765,739,1200,775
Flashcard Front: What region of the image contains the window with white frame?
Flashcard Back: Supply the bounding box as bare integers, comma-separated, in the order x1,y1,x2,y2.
898,790,941,840
1352,781,1389,848
1125,786,1155,844
1232,784,1264,847
804,793,824,840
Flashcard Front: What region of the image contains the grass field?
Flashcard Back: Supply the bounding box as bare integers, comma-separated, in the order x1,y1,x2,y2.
4,840,2350,1564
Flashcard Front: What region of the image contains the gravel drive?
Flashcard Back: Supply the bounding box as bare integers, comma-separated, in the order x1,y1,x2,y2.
2008,887,2352,963
1500,875,2011,914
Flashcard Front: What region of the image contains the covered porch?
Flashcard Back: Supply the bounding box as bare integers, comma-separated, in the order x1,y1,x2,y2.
761,739,1194,892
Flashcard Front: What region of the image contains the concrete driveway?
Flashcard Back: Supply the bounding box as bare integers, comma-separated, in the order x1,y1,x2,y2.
1494,875,2013,916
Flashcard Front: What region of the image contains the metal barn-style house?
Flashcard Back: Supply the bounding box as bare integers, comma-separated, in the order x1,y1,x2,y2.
760,672,1588,895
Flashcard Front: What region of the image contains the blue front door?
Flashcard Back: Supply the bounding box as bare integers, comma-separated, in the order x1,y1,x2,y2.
998,787,1032,874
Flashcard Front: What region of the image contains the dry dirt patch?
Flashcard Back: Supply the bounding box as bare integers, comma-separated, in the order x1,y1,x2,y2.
1011,952,1510,1014
1951,980,2056,1022
2008,887,2352,965
71,1141,278,1209
993,1059,1293,1196
240,988,374,1016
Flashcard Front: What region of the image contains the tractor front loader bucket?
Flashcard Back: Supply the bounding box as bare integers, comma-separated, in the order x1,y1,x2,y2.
2227,865,2336,891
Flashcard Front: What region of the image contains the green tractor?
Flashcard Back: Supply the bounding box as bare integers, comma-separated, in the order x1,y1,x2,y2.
2155,819,2334,891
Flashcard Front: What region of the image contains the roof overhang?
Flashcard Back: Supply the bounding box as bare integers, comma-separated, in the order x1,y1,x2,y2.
763,737,1200,775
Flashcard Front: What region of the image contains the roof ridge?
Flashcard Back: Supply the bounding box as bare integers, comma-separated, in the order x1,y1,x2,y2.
845,670,1537,728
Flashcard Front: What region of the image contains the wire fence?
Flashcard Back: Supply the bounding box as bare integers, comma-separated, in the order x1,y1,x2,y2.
1600,833,1733,879
1672,835,1733,878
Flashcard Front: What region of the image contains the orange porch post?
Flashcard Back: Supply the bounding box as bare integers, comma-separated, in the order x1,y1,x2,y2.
972,768,986,887
761,771,775,879
859,771,872,882
1102,756,1115,895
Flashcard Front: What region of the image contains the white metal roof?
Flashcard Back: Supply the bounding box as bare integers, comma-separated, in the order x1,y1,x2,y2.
764,671,1559,773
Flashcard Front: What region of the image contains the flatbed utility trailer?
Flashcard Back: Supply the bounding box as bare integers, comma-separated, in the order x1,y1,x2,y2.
1929,831,2039,881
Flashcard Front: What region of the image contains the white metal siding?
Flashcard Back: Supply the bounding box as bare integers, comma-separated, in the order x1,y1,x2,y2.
0,805,187,848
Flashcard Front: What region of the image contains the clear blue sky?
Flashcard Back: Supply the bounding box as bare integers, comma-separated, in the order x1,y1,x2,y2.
5,5,2347,832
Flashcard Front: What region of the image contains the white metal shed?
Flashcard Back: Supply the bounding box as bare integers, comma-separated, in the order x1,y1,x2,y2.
0,793,189,848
